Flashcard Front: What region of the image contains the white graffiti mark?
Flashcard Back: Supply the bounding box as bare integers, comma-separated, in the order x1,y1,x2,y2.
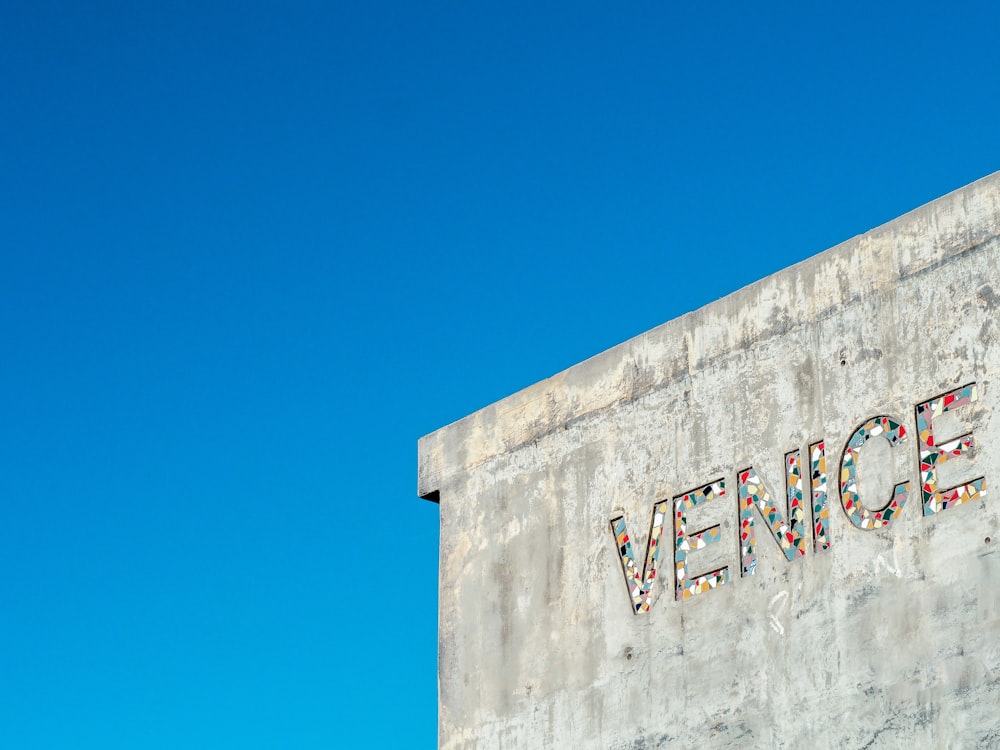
768,590,789,636
874,549,902,578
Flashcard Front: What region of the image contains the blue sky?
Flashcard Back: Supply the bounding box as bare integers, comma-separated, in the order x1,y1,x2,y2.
1,2,998,747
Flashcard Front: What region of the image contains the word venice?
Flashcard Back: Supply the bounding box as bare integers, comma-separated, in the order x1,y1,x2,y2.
610,381,988,612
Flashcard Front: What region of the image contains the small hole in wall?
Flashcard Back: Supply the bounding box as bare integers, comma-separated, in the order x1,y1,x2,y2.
840,359,846,366
987,537,992,544
624,647,634,661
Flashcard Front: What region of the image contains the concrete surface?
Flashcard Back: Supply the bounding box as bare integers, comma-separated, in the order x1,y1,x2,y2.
418,172,1000,749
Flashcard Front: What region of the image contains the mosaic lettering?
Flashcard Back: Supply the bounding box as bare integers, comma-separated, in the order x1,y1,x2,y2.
610,501,669,613
916,383,987,515
738,453,808,577
810,440,831,553
839,416,910,529
609,381,987,612
674,481,728,600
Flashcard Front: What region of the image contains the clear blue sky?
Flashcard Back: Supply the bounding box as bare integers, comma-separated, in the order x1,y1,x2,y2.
1,2,998,747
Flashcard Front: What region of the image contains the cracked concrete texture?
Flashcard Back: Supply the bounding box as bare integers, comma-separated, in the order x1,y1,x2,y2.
419,172,1000,749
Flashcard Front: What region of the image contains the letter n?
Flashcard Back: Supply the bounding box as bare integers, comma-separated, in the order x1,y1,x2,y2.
738,450,808,577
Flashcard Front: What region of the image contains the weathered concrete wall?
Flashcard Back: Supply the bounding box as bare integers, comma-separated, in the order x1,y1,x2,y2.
419,173,1000,749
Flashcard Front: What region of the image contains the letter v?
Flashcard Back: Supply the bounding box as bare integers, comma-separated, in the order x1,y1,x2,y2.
610,500,669,614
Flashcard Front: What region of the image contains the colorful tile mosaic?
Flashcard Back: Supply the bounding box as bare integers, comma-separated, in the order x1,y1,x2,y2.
839,416,910,529
674,480,728,600
810,440,831,553
610,501,669,613
738,454,807,577
916,383,986,515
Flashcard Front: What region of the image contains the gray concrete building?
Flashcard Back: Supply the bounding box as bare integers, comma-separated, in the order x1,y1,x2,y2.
418,173,1000,749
